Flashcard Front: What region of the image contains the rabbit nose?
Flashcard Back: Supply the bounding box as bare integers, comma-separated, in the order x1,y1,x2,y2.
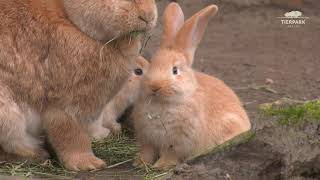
138,13,155,25
150,85,161,93
136,0,157,23
151,87,161,93
138,15,149,24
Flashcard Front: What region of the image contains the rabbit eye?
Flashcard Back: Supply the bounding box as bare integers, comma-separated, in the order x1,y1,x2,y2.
134,68,143,76
173,66,179,75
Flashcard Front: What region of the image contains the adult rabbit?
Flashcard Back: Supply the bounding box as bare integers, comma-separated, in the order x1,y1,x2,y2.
0,0,157,171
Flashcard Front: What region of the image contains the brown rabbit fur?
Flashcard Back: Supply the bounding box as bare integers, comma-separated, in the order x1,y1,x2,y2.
89,56,149,140
132,3,251,170
0,0,157,171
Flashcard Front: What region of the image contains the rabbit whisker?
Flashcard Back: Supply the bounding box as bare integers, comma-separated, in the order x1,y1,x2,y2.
119,7,130,13
129,34,132,45
140,33,152,54
146,95,153,105
159,107,168,135
99,36,118,68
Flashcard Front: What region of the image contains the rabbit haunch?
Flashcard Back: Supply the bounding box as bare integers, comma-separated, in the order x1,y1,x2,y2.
132,3,251,170
0,0,157,171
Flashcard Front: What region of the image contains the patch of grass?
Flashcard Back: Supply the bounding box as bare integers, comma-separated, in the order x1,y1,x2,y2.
260,99,320,125
92,131,138,165
0,160,74,179
0,131,165,179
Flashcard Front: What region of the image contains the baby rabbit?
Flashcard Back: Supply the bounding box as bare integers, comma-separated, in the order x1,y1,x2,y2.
89,56,149,140
0,0,157,171
132,3,251,170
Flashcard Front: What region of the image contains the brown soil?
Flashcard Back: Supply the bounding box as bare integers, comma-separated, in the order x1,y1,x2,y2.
1,0,320,179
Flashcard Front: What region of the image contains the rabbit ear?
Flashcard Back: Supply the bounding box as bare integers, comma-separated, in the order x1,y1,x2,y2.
135,56,149,69
174,5,218,66
161,2,185,47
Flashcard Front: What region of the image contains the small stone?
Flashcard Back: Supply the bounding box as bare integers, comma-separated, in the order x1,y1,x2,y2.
265,78,274,84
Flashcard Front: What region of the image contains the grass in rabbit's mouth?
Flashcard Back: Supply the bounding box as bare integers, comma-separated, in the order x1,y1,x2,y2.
0,130,164,179
129,30,143,37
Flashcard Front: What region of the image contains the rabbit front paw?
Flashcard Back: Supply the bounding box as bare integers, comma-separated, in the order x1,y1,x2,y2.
152,153,179,170
133,144,157,168
90,126,111,140
62,153,106,171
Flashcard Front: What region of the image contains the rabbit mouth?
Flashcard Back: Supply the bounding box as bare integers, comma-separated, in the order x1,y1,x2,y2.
148,90,177,101
135,24,152,34
137,16,157,33
141,21,156,32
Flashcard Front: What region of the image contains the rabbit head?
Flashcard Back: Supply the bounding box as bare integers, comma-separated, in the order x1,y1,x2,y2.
62,0,158,42
125,56,149,103
142,3,218,102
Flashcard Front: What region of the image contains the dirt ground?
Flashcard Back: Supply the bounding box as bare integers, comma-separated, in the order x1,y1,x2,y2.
1,0,320,179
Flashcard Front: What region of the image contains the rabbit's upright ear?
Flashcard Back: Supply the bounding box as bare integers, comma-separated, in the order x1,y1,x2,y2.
161,3,185,47
174,5,218,66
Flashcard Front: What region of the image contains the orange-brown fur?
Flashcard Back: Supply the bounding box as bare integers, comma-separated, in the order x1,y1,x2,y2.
0,0,157,171
132,3,251,170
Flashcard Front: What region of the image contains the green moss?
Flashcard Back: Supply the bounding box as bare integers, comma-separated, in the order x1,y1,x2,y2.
260,99,320,125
